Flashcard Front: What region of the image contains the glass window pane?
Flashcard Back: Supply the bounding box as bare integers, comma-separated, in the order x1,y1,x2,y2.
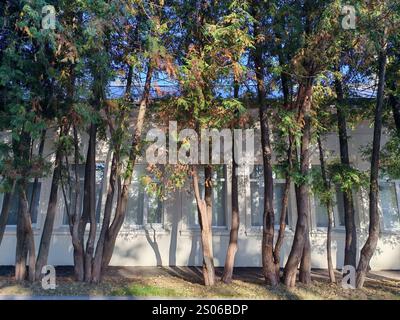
126,165,145,225
379,182,400,230
212,166,226,226
189,166,226,227
63,164,104,225
188,194,199,227
315,196,329,228
147,190,163,224
250,180,263,227
126,164,164,226
250,166,288,226
335,187,346,227
7,182,41,225
250,166,263,227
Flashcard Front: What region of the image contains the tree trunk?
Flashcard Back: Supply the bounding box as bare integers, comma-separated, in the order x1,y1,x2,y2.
252,7,278,286
91,59,134,283
335,75,357,268
389,54,400,136
192,166,215,286
62,125,85,281
204,165,214,258
21,187,36,282
356,47,387,289
299,222,311,284
317,136,336,283
13,131,36,282
390,94,400,136
222,84,240,284
15,183,36,282
283,83,313,287
35,143,62,279
100,63,153,274
273,133,293,277
91,148,120,282
83,123,97,282
273,62,293,277
15,201,26,281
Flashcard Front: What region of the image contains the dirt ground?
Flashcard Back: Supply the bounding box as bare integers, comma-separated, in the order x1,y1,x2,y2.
0,266,399,299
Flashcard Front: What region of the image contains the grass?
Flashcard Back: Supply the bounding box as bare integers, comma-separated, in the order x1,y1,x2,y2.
0,267,399,300
112,284,180,297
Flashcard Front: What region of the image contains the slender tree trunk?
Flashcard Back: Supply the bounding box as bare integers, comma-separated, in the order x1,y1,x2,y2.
100,63,153,273
83,123,97,282
273,62,293,277
204,165,215,259
222,159,239,283
13,131,36,282
299,221,311,284
389,54,400,136
356,47,387,289
273,133,293,277
252,6,278,286
21,187,36,282
15,183,36,282
317,136,336,283
28,129,46,215
192,166,215,286
63,125,85,281
15,201,26,281
35,133,63,279
91,60,134,283
222,84,240,284
390,94,400,136
283,83,313,287
335,75,357,268
91,150,119,282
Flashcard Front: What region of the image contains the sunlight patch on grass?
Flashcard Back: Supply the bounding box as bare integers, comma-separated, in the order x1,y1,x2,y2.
112,284,180,297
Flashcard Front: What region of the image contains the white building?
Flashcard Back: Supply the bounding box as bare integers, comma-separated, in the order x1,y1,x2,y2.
0,118,399,270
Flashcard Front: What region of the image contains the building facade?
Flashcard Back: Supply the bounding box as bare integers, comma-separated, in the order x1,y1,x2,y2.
0,120,399,270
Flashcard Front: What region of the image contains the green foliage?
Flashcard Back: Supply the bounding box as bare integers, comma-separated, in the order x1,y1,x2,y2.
380,135,400,179
328,162,369,192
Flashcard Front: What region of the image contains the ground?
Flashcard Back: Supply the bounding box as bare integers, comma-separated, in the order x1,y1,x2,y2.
0,267,399,299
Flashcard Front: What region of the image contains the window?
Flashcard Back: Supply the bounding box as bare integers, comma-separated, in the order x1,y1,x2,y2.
250,165,289,227
62,163,104,225
188,165,226,227
335,187,346,227
1,182,41,226
314,195,329,228
314,187,346,229
125,164,163,226
379,180,400,231
312,164,346,229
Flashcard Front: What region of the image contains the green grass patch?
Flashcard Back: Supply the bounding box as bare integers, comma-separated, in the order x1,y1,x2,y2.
112,283,180,297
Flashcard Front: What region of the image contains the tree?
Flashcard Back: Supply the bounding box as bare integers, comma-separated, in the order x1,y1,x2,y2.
316,136,336,283
250,0,279,286
222,81,240,284
356,0,399,288
335,74,358,268
282,0,341,287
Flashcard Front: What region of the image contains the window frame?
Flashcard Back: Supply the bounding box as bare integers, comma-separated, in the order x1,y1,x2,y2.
59,162,106,227
246,165,293,232
182,165,229,231
311,190,346,232
122,164,165,231
378,179,400,233
0,179,43,230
